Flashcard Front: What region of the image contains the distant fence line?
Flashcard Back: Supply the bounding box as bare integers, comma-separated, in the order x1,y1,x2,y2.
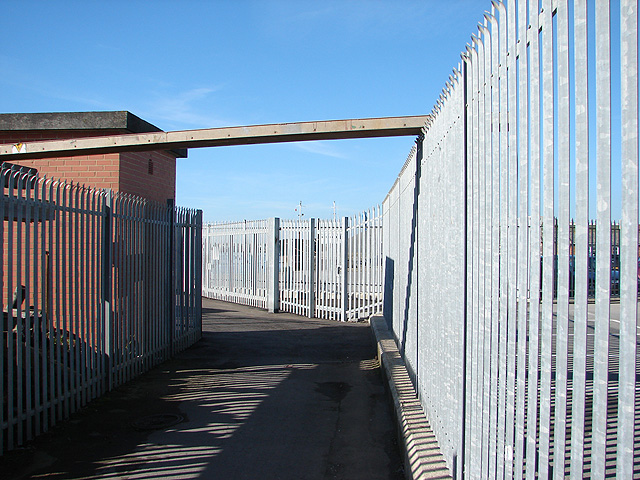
202,207,383,322
382,0,639,478
1,169,202,454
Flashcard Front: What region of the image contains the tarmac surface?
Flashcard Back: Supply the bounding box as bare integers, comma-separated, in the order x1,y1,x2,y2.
1,298,404,480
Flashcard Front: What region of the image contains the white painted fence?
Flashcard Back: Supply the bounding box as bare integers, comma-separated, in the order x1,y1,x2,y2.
1,168,202,454
202,208,383,321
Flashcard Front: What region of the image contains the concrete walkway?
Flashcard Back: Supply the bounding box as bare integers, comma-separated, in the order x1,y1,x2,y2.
2,298,404,480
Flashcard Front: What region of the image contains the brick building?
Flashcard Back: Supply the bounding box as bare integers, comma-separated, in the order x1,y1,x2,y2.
0,111,186,203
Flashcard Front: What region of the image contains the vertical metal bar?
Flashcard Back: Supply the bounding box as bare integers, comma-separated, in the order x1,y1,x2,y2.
617,0,638,476
539,0,556,476
116,196,124,385
496,2,511,476
308,218,315,318
130,196,138,366
0,168,5,453
44,182,53,429
472,28,489,480
316,221,322,318
132,199,139,372
460,52,470,480
79,187,86,406
116,195,123,382
346,215,356,320
154,204,162,359
196,211,202,332
7,172,17,446
366,208,371,318
331,219,336,319
553,1,571,477
15,174,25,446
326,221,331,319
139,200,145,366
570,1,590,477
278,223,283,310
62,184,71,417
102,190,113,391
281,223,286,311
73,186,80,402
294,221,299,315
328,220,338,320
288,221,292,312
341,217,348,321
67,186,74,412
477,17,496,479
373,207,378,315
505,2,520,477
94,191,102,396
374,206,379,314
59,183,70,418
49,181,57,425
470,39,483,480
91,190,98,395
297,220,302,316
22,175,33,442
526,1,543,477
267,218,280,312
292,220,306,315
360,211,365,319
65,183,72,407
33,178,42,437
322,221,326,318
166,200,175,357
128,198,135,377
515,0,530,475
592,1,611,477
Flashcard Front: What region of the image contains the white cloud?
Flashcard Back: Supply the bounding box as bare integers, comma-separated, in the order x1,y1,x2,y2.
290,141,349,159
139,86,236,130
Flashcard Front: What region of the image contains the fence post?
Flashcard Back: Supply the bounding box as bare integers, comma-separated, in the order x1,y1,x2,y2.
102,189,113,391
267,217,280,313
341,216,349,321
308,218,316,318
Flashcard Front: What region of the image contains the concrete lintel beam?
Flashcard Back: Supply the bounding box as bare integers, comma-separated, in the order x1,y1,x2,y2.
0,116,429,160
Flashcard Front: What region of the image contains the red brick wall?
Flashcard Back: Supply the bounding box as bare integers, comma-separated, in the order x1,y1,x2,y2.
0,154,120,191
119,151,176,203
0,130,176,202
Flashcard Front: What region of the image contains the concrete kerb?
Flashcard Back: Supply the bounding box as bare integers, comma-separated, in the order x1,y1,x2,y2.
370,315,452,480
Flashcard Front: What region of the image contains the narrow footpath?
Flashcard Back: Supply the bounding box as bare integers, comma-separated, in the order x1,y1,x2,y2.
2,298,404,480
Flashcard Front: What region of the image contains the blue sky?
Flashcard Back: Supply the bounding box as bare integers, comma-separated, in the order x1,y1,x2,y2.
1,0,487,221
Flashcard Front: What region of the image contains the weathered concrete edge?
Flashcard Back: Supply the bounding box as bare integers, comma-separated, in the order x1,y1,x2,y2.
370,315,452,480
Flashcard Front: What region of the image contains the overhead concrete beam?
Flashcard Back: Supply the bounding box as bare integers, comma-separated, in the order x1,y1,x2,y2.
0,115,429,160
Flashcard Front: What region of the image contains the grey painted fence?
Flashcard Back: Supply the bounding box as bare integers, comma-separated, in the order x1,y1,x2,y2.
382,0,639,478
202,209,383,322
1,169,202,454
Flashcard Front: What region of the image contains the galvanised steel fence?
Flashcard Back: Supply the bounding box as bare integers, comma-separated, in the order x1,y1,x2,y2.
279,218,315,317
1,169,202,454
381,0,639,478
202,219,270,309
202,208,383,321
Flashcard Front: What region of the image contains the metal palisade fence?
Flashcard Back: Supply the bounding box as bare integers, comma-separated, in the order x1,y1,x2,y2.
382,0,639,478
0,169,202,454
201,207,383,322
202,219,271,309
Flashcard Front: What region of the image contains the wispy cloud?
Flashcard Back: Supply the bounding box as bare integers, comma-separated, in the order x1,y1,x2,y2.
142,86,234,130
291,141,349,159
